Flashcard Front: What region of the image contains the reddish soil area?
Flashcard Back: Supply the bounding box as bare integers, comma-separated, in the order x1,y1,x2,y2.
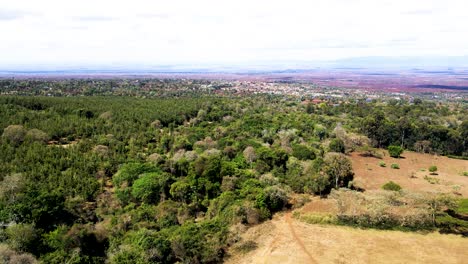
350,150,468,196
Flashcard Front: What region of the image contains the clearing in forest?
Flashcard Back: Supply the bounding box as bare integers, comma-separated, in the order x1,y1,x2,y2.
350,151,468,196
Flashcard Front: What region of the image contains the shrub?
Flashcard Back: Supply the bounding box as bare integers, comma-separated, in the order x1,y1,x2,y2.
456,198,468,214
424,175,440,184
295,213,338,225
329,138,345,153
5,224,38,252
232,240,258,253
429,165,438,175
379,161,386,167
388,145,403,158
0,244,37,264
382,181,401,191
391,163,400,169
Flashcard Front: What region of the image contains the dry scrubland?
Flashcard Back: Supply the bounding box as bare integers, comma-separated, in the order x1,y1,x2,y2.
228,152,468,263
351,150,468,196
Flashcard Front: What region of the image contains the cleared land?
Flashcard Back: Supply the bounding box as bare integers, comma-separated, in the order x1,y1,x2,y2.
350,151,468,196
227,152,468,263
226,212,468,264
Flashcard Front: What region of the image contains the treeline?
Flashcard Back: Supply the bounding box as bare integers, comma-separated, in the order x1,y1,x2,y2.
0,79,218,97
317,99,467,156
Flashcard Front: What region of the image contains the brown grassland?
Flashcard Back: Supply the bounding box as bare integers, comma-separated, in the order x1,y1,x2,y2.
351,150,468,196
227,151,468,263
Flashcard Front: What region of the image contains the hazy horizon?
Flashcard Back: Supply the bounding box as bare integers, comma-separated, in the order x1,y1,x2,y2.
2,0,468,69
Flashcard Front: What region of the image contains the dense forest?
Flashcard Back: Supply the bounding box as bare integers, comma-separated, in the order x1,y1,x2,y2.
0,79,467,263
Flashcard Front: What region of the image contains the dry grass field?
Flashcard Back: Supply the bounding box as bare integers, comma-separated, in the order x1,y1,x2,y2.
350,151,468,196
226,152,468,264
226,211,468,264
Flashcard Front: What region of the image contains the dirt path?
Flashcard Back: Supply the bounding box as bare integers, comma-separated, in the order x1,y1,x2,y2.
226,212,319,264
284,212,316,264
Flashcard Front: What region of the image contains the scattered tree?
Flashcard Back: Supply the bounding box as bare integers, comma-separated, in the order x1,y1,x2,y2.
323,153,354,189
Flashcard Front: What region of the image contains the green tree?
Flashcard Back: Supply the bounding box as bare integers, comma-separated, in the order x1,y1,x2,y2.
2,125,27,145
329,138,345,153
25,128,49,144
292,144,315,160
323,153,354,189
132,172,171,204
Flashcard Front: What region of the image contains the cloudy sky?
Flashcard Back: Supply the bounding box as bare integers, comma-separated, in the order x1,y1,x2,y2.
1,0,467,67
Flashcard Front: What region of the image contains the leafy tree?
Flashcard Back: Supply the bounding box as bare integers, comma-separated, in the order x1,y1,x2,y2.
329,138,345,153
113,163,158,188
323,153,354,189
25,129,49,144
292,144,315,160
425,194,457,224
243,146,257,164
131,172,172,204
2,125,27,145
429,165,438,175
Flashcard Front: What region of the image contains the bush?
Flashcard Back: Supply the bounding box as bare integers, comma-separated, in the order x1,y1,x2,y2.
5,224,38,252
378,161,386,167
0,244,37,264
295,212,338,225
391,163,400,169
232,240,258,253
456,198,468,214
429,165,438,175
424,175,440,184
388,145,403,158
329,138,345,153
382,181,401,191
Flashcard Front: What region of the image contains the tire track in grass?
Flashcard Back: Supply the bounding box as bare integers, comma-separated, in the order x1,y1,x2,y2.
285,212,317,264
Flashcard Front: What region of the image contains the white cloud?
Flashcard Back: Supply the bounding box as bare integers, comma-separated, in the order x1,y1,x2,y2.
0,0,467,66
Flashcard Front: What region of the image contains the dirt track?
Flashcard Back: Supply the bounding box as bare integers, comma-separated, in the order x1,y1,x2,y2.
284,213,316,264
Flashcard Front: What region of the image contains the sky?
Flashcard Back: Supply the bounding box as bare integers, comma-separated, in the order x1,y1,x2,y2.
1,0,467,68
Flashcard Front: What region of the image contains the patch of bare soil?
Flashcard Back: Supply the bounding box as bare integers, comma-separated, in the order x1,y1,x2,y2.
350,151,468,196
226,210,468,264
